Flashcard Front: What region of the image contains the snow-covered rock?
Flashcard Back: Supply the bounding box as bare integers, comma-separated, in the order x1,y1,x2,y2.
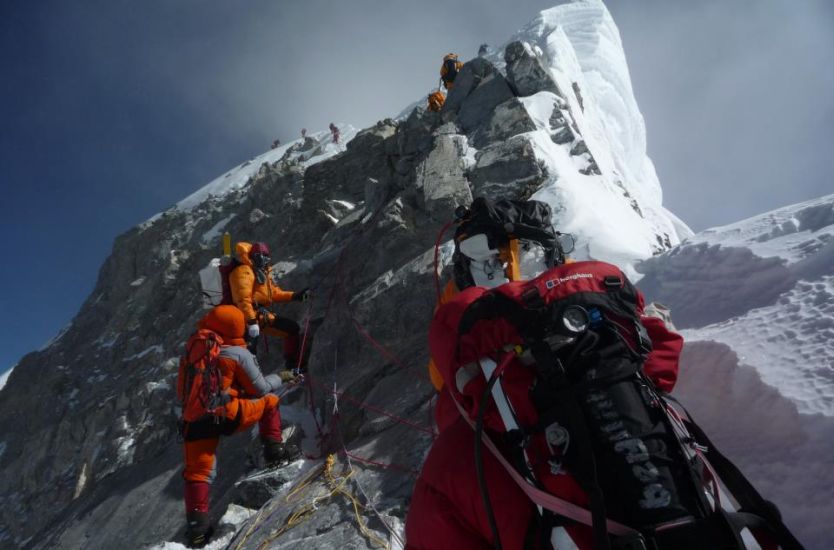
171,125,357,215
497,1,691,266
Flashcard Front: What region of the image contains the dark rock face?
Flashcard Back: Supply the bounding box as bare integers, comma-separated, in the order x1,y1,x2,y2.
473,98,537,149
469,136,546,200
441,57,500,116
456,72,515,134
505,40,562,97
0,44,615,549
414,132,473,219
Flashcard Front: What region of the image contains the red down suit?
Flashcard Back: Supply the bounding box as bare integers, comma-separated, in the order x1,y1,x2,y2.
405,261,684,550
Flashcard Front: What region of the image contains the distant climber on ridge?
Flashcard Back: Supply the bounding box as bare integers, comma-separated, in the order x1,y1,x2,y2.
427,89,445,112
229,241,311,372
178,305,299,548
440,53,464,90
329,122,340,144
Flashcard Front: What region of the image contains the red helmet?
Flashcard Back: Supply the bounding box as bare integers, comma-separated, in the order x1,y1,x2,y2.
250,242,271,269
250,242,270,256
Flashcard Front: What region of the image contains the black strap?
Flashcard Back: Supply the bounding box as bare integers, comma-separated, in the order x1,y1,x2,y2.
666,397,805,550
530,338,612,550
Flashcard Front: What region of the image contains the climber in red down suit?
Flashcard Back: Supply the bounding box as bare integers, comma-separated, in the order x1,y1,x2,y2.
405,261,684,549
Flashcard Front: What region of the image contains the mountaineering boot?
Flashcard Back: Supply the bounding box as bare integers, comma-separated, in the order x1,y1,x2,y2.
263,439,301,467
185,510,213,548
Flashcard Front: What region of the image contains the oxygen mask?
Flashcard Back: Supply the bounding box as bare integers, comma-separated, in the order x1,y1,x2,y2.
251,252,271,270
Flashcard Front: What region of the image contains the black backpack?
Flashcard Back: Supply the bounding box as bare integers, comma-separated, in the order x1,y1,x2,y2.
450,262,804,550
443,57,460,83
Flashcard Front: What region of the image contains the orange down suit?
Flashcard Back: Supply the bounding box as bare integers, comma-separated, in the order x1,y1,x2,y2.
229,242,301,364
183,346,281,483
182,307,284,489
229,241,294,323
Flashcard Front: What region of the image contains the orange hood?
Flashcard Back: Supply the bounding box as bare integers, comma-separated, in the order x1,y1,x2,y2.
236,241,254,267
198,305,246,346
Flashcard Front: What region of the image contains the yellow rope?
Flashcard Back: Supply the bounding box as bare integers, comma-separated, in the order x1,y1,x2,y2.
234,461,326,550
250,454,390,550
234,503,268,550
284,461,327,503
323,457,388,549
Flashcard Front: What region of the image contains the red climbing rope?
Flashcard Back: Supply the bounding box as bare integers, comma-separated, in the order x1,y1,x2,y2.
307,375,435,436
433,218,456,303
339,450,419,477
298,213,443,464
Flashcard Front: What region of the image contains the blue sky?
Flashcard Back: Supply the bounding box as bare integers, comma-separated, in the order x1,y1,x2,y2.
1,0,832,372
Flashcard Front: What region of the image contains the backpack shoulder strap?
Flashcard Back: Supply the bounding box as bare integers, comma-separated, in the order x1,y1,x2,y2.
450,391,639,537
666,396,804,550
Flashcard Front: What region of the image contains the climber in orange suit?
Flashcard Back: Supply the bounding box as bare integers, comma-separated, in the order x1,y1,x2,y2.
229,241,310,371
180,305,298,547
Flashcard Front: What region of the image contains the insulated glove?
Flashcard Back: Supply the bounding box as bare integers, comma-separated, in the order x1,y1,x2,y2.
279,370,297,383
247,323,260,339
292,288,311,302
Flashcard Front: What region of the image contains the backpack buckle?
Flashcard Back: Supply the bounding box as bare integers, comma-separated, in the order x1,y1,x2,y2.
520,286,544,309
635,322,653,356
604,275,623,289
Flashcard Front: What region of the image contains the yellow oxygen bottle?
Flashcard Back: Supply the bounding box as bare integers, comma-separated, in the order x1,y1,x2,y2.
221,232,232,266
